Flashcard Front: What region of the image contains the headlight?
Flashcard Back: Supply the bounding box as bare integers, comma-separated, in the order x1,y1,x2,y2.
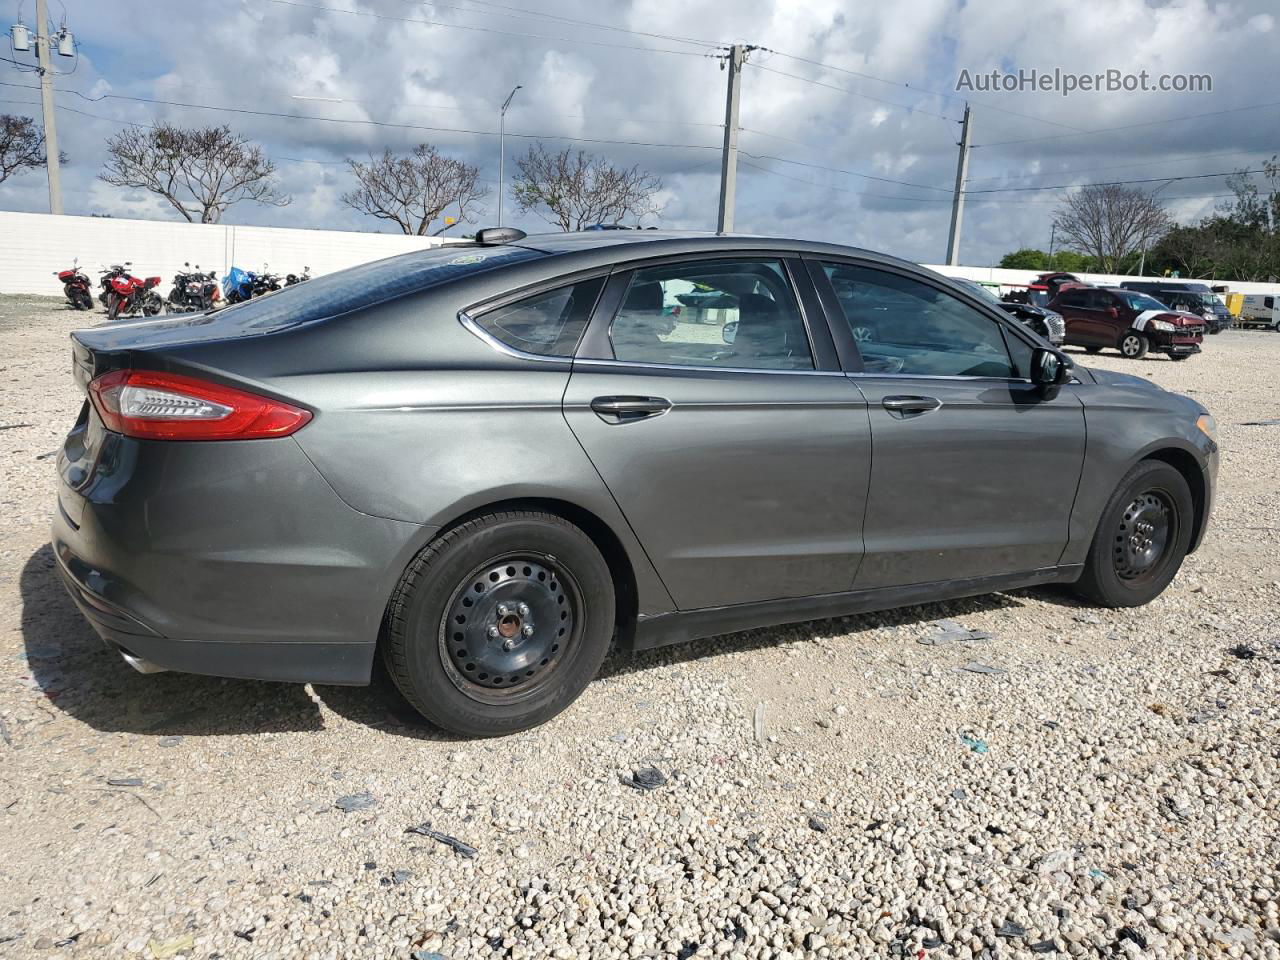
1196,414,1217,442
1150,320,1175,332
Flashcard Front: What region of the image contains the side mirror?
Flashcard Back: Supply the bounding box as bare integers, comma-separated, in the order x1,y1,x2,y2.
1032,347,1072,388
722,320,738,345
1106,306,1119,319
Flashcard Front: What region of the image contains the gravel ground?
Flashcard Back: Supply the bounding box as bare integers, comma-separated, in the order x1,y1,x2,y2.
1,295,1278,960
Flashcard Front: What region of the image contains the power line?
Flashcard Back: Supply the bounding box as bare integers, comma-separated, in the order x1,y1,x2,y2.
757,48,1087,132
409,0,726,49
267,0,720,59
746,62,958,123
31,83,724,154
966,168,1267,195
964,149,1271,185
976,101,1280,148
738,149,953,193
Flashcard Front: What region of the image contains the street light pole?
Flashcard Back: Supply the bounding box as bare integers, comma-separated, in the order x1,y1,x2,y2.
1138,178,1177,277
498,85,522,227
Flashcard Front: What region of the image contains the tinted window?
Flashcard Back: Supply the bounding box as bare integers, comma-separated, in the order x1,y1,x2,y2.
1057,290,1086,307
1118,291,1167,312
473,277,604,357
822,263,1013,377
610,259,813,370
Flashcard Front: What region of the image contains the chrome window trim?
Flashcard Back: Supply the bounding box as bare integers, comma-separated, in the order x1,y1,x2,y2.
850,371,1035,384
458,310,574,364
572,357,845,377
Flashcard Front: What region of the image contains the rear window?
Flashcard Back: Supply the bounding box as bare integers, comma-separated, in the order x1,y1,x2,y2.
218,245,543,332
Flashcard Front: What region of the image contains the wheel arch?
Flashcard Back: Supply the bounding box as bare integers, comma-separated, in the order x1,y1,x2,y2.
1140,446,1208,553
389,496,642,652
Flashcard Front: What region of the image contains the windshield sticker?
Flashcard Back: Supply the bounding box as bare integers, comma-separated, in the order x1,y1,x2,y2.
450,254,486,265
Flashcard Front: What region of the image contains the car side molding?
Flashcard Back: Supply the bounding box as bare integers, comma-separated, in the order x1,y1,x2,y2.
630,565,1083,651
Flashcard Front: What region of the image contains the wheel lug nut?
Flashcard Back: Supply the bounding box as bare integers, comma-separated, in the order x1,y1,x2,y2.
517,603,530,617
522,623,535,637
497,603,511,616
487,625,500,639
502,638,516,651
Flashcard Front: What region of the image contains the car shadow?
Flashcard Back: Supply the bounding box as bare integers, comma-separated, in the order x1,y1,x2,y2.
597,590,1024,681
19,544,325,737
20,540,1054,741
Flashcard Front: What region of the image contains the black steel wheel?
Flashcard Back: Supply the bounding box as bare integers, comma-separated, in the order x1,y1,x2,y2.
439,556,580,703
382,511,615,737
1074,460,1194,608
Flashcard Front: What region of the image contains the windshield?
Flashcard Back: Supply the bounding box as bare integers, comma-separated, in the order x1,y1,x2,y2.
1120,292,1169,312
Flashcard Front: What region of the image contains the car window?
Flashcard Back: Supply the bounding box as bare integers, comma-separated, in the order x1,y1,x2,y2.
472,276,605,357
1057,290,1085,308
1118,291,1167,312
821,263,1015,378
609,259,813,370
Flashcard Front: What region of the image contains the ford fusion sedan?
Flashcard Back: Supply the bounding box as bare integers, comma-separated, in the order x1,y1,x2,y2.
55,230,1218,737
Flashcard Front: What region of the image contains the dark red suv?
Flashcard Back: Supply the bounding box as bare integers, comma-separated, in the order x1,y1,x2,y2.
1049,285,1204,361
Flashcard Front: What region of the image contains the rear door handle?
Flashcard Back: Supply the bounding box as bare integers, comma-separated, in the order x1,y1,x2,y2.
590,395,672,423
882,395,942,414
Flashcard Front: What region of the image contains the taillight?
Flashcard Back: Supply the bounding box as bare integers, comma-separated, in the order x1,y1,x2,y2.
88,370,312,441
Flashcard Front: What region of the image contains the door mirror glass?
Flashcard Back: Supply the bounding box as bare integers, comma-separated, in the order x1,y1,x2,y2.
1032,348,1071,386
721,320,738,344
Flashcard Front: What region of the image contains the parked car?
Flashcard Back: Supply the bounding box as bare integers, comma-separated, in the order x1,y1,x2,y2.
1050,285,1205,360
54,230,1218,736
1237,294,1280,331
950,277,1065,345
1119,281,1232,334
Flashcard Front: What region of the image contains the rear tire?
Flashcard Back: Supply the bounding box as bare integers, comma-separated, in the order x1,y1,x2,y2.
1119,331,1149,360
1073,460,1194,608
382,511,616,737
1169,353,1191,361
1084,346,1103,354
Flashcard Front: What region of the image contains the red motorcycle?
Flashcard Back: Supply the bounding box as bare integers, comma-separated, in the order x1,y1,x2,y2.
55,260,94,310
104,265,165,321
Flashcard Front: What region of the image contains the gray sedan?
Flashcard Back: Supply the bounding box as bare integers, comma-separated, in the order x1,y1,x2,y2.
54,230,1218,736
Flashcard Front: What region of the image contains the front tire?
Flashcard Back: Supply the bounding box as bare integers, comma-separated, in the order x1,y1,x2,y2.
382,511,616,737
1119,331,1149,360
1073,460,1194,608
1084,346,1103,354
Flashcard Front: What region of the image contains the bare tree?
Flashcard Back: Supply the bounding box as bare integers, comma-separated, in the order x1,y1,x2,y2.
511,143,662,231
1053,184,1171,273
100,123,289,223
341,145,488,236
0,114,48,184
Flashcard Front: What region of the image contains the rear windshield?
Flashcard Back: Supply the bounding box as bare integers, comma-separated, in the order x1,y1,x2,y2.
218,245,543,331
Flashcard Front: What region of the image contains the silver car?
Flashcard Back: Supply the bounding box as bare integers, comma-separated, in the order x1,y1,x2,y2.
55,230,1218,736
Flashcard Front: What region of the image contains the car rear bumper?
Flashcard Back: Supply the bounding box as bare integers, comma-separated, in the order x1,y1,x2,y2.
53,429,430,686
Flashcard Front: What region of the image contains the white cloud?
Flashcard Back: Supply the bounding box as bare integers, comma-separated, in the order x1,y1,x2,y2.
0,0,1274,264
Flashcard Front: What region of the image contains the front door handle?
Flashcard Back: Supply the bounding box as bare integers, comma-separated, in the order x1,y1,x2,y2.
590,395,672,423
882,395,942,414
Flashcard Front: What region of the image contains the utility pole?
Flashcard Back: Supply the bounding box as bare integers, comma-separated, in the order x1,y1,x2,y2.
945,103,972,266
716,44,749,234
34,0,62,215
1047,223,1056,271
497,85,522,227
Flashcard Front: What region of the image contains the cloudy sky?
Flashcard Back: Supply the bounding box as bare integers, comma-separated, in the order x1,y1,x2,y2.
0,0,1275,264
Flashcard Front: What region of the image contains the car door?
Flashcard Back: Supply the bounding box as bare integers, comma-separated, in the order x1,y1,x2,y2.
1055,288,1103,346
810,258,1086,589
562,254,872,611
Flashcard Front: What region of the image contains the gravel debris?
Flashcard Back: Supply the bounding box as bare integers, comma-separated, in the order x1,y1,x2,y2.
1,298,1279,958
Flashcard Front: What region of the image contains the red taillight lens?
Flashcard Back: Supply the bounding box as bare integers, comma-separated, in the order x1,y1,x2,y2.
88,370,312,441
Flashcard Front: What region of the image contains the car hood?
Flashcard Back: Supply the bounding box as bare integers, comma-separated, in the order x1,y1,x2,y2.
1085,367,1163,391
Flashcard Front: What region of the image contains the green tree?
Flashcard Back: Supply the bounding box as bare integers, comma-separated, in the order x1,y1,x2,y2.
999,248,1047,270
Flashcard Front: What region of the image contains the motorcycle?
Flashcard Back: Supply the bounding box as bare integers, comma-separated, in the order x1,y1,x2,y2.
104,267,164,321
167,262,219,313
252,266,283,297
97,263,129,309
285,266,311,286
55,260,93,310
222,265,257,305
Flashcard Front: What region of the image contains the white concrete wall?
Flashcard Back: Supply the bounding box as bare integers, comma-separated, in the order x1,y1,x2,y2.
0,211,456,296
922,263,1280,297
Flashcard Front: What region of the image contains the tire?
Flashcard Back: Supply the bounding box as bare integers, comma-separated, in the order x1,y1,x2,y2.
1084,346,1103,354
143,293,164,316
382,511,616,737
106,293,121,322
1073,460,1194,608
1169,353,1191,361
1119,331,1149,360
